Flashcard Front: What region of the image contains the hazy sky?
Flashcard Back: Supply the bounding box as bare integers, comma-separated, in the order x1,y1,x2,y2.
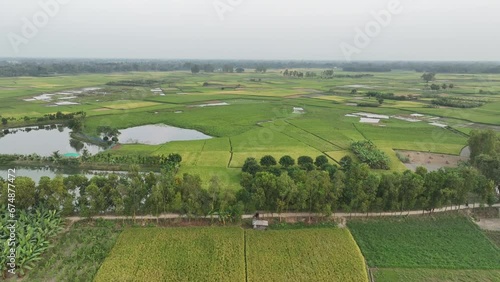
1,0,499,61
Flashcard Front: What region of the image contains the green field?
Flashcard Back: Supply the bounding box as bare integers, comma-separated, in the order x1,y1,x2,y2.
94,227,246,282
347,215,500,269
374,268,500,282
3,70,500,186
246,228,368,282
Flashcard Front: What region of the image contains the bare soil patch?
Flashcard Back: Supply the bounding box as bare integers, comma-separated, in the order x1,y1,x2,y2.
475,218,500,231
397,150,468,172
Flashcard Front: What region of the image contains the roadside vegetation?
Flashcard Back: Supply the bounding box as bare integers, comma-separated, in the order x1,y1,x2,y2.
23,219,122,282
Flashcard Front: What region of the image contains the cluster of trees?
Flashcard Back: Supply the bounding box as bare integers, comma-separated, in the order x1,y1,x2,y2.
350,141,390,170
322,70,334,77
0,151,183,170
469,130,500,186
432,97,485,108
283,69,304,78
238,154,497,215
305,71,317,78
254,65,267,73
429,83,454,90
366,91,417,102
0,111,86,129
222,64,235,73
0,167,244,222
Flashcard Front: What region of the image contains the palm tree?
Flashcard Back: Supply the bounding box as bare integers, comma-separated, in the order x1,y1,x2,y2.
51,150,61,164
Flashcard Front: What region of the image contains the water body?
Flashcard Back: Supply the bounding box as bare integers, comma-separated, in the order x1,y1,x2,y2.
119,124,212,145
0,126,103,156
0,166,156,183
0,166,95,182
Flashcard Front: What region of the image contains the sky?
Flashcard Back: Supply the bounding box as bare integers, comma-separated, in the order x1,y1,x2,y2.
0,0,499,61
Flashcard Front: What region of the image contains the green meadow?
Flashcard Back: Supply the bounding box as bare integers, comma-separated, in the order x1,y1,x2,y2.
2,70,499,187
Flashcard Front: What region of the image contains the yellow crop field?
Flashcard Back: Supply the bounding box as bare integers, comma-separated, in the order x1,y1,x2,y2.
94,227,245,282
246,228,369,282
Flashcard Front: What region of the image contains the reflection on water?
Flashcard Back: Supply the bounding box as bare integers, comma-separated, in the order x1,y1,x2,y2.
0,126,104,156
119,124,212,145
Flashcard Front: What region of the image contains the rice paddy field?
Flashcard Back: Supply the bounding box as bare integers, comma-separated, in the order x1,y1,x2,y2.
348,214,500,282
2,70,500,186
93,226,367,282
94,227,246,282
246,228,368,282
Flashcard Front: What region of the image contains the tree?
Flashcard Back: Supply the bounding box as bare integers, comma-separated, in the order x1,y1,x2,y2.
468,130,499,161
441,83,448,90
322,70,334,77
125,165,147,219
279,155,295,168
376,96,384,105
242,158,261,175
223,64,234,73
190,64,200,74
421,72,436,83
86,183,106,215
297,156,314,168
339,156,353,171
430,84,441,90
260,155,277,167
314,155,329,167
167,153,182,167
1,118,7,125
449,84,454,88
203,64,215,73
235,67,245,73
1,177,36,210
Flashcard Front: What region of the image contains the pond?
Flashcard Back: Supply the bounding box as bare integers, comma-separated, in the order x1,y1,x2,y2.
0,126,103,156
0,166,155,183
118,124,212,145
0,166,95,182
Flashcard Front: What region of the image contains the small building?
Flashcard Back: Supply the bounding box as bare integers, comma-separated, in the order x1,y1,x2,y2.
293,107,305,114
252,219,269,230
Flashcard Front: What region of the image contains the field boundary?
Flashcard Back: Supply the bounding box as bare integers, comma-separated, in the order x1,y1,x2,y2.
227,137,234,168
244,229,249,282
284,120,345,150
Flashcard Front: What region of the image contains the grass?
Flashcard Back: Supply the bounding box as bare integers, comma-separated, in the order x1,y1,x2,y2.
246,228,368,282
373,268,500,282
94,227,245,282
484,231,500,248
347,214,500,269
3,70,500,188
24,219,122,282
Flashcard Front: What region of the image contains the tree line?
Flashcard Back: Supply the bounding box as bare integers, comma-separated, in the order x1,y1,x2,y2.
2,59,500,77
1,153,497,221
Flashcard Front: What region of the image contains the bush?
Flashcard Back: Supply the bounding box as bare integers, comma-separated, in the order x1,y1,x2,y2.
350,141,390,169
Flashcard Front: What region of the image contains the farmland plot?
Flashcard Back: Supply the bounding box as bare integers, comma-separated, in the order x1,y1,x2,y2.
246,228,368,282
94,227,245,282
